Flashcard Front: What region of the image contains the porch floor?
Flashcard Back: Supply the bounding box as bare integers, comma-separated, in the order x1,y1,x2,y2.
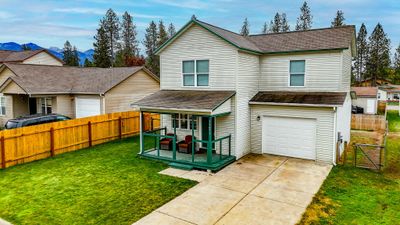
140,149,235,171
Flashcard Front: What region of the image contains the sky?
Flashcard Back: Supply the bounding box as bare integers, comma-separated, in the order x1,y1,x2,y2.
0,0,399,54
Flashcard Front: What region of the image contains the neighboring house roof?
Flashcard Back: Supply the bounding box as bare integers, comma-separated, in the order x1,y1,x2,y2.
0,49,64,64
156,17,356,56
351,87,378,97
249,91,347,107
0,63,159,95
132,90,236,113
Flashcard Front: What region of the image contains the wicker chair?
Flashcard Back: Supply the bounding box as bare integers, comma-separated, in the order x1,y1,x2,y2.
177,135,194,154
159,133,175,150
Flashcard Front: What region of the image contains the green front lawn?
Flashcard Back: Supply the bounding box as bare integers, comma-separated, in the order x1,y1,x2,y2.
0,136,196,225
299,114,400,224
387,110,400,132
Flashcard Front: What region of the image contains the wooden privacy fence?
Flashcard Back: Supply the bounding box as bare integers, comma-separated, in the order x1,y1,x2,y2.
0,111,159,169
351,114,387,131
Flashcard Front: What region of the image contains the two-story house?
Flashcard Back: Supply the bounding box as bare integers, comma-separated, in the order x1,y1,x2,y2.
133,17,356,171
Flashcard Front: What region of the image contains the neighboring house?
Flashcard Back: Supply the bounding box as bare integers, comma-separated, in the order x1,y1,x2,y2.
351,87,378,114
0,49,63,66
0,63,159,126
133,17,355,171
380,85,400,101
354,77,392,87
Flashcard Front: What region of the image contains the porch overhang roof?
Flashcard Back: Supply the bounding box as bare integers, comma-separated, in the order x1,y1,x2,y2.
249,91,347,107
131,90,235,115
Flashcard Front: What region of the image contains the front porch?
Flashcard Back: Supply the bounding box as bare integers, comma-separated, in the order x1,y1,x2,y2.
134,90,236,171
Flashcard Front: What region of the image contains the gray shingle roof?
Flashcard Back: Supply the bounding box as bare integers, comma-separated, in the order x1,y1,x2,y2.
250,91,347,106
132,90,236,112
1,63,151,94
157,18,355,55
0,50,62,63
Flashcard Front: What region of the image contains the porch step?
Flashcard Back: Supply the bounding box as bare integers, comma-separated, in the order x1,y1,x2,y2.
169,162,193,171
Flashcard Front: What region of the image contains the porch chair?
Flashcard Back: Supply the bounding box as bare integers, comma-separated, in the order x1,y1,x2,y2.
159,133,175,151
177,135,195,154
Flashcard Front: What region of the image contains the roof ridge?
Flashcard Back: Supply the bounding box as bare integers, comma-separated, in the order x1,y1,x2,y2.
249,25,355,37
195,19,244,37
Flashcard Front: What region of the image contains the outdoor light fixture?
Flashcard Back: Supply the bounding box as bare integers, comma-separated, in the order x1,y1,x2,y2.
257,115,261,121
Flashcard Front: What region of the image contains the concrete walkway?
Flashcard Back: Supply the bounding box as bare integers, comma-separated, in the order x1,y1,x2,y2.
134,154,331,225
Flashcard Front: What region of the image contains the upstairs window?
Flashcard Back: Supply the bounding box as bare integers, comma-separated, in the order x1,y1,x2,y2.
289,60,305,87
182,60,209,87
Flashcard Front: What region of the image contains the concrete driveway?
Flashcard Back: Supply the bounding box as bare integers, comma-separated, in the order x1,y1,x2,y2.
134,154,331,225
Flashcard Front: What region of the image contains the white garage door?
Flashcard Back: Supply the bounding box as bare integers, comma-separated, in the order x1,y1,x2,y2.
75,97,101,118
262,116,317,160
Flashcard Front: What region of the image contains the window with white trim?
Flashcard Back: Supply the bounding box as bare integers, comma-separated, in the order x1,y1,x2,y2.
172,114,197,130
39,97,52,114
182,60,209,86
289,60,305,87
0,95,5,116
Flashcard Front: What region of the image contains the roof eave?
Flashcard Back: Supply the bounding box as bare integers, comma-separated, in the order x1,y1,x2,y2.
249,101,341,108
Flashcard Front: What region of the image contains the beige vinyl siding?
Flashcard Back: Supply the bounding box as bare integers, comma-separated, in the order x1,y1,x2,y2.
216,96,236,156
2,81,26,94
159,24,238,90
12,95,29,118
54,95,75,118
22,52,63,66
336,93,351,155
341,48,352,91
161,114,201,143
259,50,343,91
250,105,335,163
235,52,260,158
0,68,16,88
104,70,159,113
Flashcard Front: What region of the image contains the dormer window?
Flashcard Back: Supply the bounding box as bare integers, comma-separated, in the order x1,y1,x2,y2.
183,60,209,86
289,60,305,87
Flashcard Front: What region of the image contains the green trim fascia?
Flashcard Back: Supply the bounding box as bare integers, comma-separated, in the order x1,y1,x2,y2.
262,48,348,55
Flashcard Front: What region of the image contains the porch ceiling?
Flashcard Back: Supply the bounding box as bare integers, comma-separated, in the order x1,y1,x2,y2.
131,90,235,115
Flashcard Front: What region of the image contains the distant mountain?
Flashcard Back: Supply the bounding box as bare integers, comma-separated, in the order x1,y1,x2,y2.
0,42,94,65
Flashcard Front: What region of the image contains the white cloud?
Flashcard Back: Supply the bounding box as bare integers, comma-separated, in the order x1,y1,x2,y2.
53,7,106,15
0,11,15,19
150,0,211,9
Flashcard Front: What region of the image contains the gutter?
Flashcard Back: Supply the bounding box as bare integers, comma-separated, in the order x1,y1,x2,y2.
249,101,342,108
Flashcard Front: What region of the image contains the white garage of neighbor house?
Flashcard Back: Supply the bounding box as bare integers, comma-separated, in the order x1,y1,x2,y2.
351,87,378,114
0,63,160,126
133,17,355,170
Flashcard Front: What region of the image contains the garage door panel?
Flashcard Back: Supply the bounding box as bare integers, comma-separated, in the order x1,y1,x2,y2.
262,116,316,160
75,97,101,118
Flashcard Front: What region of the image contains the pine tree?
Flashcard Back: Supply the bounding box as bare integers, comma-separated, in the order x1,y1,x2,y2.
270,13,282,33
157,20,169,48
63,41,75,66
84,58,93,67
295,1,313,31
102,9,120,64
93,25,112,68
21,44,31,51
354,23,368,82
366,23,391,86
262,22,268,34
281,13,290,32
394,44,400,72
240,18,250,36
72,46,79,66
121,11,138,58
144,21,159,74
167,23,176,38
331,10,345,27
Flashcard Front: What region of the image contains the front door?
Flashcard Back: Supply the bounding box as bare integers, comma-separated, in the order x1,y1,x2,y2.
29,98,37,114
201,117,215,148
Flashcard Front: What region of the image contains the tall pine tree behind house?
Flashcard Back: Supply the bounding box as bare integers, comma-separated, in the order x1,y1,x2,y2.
102,9,120,65
157,20,169,47
144,21,158,74
262,22,268,34
63,41,79,66
295,1,313,31
93,25,112,68
270,13,282,33
354,23,368,82
240,18,250,36
72,46,79,66
121,11,138,57
331,10,345,27
391,44,400,84
281,13,290,32
167,23,176,38
366,23,391,86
